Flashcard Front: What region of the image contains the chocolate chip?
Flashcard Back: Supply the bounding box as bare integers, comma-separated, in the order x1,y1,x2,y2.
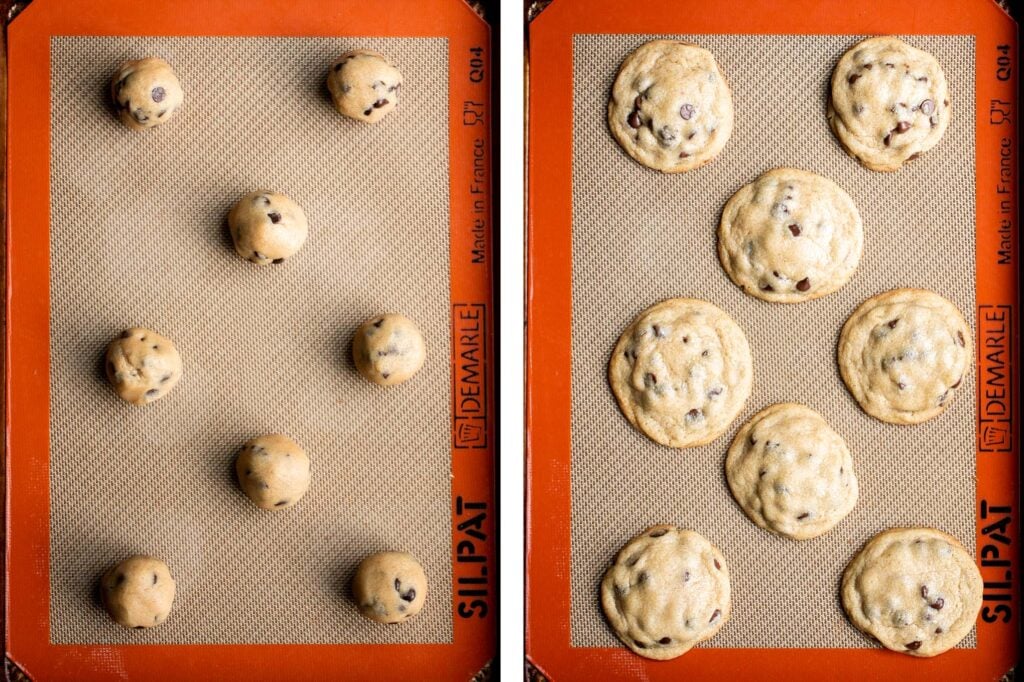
134,625,145,629
649,529,668,538
847,73,861,85
758,469,766,478
381,372,391,379
678,151,690,159
920,99,935,115
952,376,963,389
633,95,643,109
374,319,384,328
896,121,911,133
274,500,288,507
930,115,939,128
788,224,801,236
935,627,943,634
796,278,810,292
153,573,158,585
957,330,965,346
157,109,168,118
885,62,895,68
906,641,922,650
687,132,696,140
625,553,640,567
888,318,899,329
634,640,647,649
701,349,709,357
245,469,252,476
151,86,166,103
637,571,648,585
797,512,810,520
652,324,664,338
682,336,689,344
679,103,695,120
373,99,389,108
659,637,671,645
686,408,701,419
708,387,723,398
713,558,721,570
897,381,907,390
334,63,344,72
272,258,285,264
931,598,944,610
918,75,928,82
627,110,641,128
761,283,774,292
863,63,873,70
709,609,721,623
683,571,691,582
921,586,929,598
644,372,657,386
401,588,416,602
363,108,373,116
268,211,282,224
145,389,159,397
907,152,921,161
884,133,892,146
115,573,125,585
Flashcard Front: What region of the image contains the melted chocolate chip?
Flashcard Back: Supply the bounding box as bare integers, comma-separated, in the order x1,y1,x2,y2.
274,500,289,507
788,224,801,236
627,111,641,129
884,133,892,146
796,278,810,292
272,258,285,264
334,63,344,72
373,99,389,108
957,330,965,347
797,512,810,520
847,73,861,85
761,283,774,292
709,609,721,623
649,529,668,538
679,103,695,120
151,86,166,103
659,637,671,645
363,108,373,116
633,95,643,109
634,640,647,649
713,558,721,570
374,319,384,328
931,598,944,610
905,641,922,651
268,211,282,224
145,389,159,398
153,573,158,585
888,318,899,329
401,588,416,602
951,376,963,389
686,408,701,419
895,121,911,133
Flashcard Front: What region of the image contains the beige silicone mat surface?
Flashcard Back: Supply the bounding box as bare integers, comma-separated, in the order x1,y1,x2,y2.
570,34,976,649
49,36,452,644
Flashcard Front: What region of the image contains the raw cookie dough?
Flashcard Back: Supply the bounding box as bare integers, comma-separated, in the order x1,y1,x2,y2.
105,327,182,406
228,190,309,265
352,314,426,386
725,403,858,540
235,434,311,510
601,525,730,660
110,57,183,130
327,50,403,124
609,298,752,448
841,527,983,657
608,40,734,173
718,168,864,303
100,555,176,629
352,551,428,624
838,288,971,424
828,36,950,172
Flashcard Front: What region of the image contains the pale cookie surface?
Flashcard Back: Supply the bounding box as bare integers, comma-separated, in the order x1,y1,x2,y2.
725,403,858,540
828,36,950,172
327,50,403,124
841,527,983,657
100,555,176,629
352,551,428,624
228,190,309,265
235,434,311,510
609,298,752,448
601,525,731,660
110,57,183,130
838,288,971,424
105,327,182,406
718,168,863,303
608,40,734,173
352,314,426,386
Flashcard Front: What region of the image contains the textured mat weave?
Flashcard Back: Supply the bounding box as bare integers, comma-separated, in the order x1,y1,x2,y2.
570,34,976,649
49,36,453,645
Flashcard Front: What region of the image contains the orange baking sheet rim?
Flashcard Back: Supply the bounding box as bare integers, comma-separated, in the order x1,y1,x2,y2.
4,1,495,680
526,1,1019,680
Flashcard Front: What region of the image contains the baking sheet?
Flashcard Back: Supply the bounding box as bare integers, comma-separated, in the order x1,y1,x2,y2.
49,36,453,645
569,33,976,649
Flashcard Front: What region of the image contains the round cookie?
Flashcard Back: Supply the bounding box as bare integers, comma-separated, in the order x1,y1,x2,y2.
326,50,403,124
718,168,864,303
838,288,971,425
725,403,858,540
100,555,176,629
828,36,950,172
352,551,428,624
105,327,182,406
110,57,183,130
608,40,734,173
841,527,983,657
228,190,309,265
609,298,752,448
352,314,426,386
601,525,731,660
235,434,311,510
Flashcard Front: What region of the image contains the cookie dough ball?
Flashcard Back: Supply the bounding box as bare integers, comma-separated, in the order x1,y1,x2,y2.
609,298,753,448
352,314,426,386
608,40,734,173
726,403,858,540
235,434,310,510
838,288,971,424
110,57,183,130
842,528,983,657
327,50,403,124
105,327,182,406
828,36,950,171
228,190,309,265
601,525,730,660
718,168,864,302
352,551,428,624
100,555,176,629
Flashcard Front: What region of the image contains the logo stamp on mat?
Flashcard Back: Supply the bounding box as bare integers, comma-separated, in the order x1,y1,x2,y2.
978,305,1014,453
453,304,488,449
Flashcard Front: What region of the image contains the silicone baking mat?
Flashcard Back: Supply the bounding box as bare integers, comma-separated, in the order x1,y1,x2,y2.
527,1,1019,680
6,0,495,679
49,34,453,645
570,32,975,650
